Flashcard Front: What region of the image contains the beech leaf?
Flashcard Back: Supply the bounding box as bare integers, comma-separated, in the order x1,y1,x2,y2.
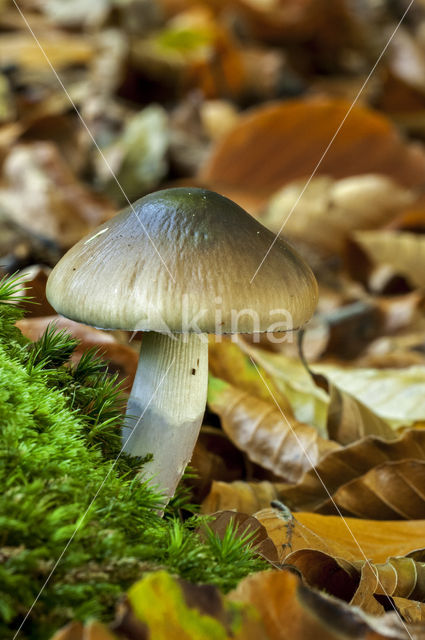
256,508,425,564
201,98,425,213
354,230,425,290
278,429,425,514
208,376,339,483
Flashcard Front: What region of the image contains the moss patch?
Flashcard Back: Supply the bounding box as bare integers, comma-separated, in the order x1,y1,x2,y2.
0,277,264,640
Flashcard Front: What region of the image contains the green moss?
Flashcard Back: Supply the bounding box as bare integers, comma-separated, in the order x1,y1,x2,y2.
0,276,265,640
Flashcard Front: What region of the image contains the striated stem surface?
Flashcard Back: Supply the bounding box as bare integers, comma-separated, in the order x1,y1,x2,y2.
123,332,208,498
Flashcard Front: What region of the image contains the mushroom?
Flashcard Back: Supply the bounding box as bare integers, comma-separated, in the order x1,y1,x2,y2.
46,188,318,498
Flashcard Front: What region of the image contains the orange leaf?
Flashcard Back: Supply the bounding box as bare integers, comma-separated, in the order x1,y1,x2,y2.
201,98,425,213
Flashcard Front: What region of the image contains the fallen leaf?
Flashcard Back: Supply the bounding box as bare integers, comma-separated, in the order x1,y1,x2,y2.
201,480,283,515
0,31,94,71
211,0,362,53
228,339,329,432
201,98,425,213
83,621,118,640
95,105,169,203
201,510,279,564
50,622,84,640
354,230,425,290
40,0,112,29
285,549,425,617
0,142,114,249
256,508,425,564
200,100,239,141
119,570,264,639
303,294,422,362
190,427,245,502
15,265,54,317
208,339,284,405
313,360,425,429
242,341,400,439
392,597,425,624
351,557,425,615
325,383,396,445
278,429,425,513
326,460,425,520
208,376,339,482
263,175,414,257
229,569,416,640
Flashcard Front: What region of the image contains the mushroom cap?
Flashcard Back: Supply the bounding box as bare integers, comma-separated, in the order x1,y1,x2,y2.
46,188,318,333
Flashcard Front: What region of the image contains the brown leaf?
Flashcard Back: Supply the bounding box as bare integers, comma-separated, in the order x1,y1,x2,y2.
286,549,425,618
392,598,425,624
201,98,425,213
208,377,339,482
212,339,329,437
305,294,422,362
327,460,425,520
15,265,55,317
256,508,425,564
210,0,361,52
201,480,283,515
229,569,416,640
326,383,396,446
284,549,359,602
190,427,245,502
49,622,84,640
278,429,425,513
351,558,425,615
83,621,117,640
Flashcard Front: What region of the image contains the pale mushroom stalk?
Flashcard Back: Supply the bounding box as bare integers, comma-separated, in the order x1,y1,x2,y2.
122,332,208,498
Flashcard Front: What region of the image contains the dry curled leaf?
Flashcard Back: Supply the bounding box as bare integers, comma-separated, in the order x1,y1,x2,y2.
229,569,418,640
208,376,339,483
256,508,425,564
327,460,425,520
351,557,425,615
392,597,425,624
201,98,425,213
278,429,425,514
230,339,329,431
324,382,396,446
285,548,425,618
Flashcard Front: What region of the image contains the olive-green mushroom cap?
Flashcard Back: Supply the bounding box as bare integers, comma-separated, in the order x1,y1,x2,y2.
46,188,318,333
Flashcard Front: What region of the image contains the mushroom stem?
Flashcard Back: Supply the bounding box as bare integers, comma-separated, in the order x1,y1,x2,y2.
123,332,208,499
